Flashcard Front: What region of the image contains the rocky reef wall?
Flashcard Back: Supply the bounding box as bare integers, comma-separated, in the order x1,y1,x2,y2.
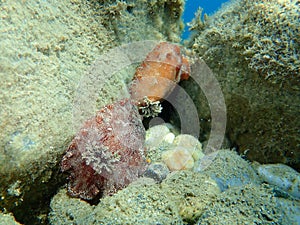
185,0,299,170
0,0,184,223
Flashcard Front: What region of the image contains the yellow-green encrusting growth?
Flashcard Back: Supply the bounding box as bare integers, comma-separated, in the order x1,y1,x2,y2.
0,0,185,223
183,0,300,170
189,0,299,87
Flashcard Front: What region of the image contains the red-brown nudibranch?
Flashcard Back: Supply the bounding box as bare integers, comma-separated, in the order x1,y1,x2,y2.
130,42,190,117
61,42,190,200
61,99,146,200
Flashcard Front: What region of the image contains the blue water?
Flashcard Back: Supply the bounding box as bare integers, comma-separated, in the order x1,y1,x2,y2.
182,0,229,39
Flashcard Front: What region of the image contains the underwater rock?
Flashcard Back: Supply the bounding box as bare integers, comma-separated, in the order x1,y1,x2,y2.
145,124,205,171
186,0,300,170
145,124,174,148
162,147,195,171
162,171,220,224
257,163,300,199
161,134,204,171
0,0,116,222
0,213,21,225
98,0,184,43
173,134,204,161
0,0,185,221
143,162,170,183
61,99,146,200
197,184,296,225
276,198,300,225
61,40,194,200
195,150,260,191
145,124,175,163
49,171,220,224
189,0,299,85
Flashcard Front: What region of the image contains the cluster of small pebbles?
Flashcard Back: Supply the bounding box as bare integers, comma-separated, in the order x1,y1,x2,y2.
144,124,204,173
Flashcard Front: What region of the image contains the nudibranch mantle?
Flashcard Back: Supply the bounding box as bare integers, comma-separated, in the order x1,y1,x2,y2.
129,42,190,117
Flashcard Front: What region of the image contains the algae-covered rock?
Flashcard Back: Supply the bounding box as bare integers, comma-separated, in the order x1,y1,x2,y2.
186,0,300,170
162,171,220,224
49,171,220,224
195,150,260,191
197,184,297,225
189,0,299,86
0,213,21,225
93,0,185,43
257,163,300,199
0,0,185,223
0,0,113,223
276,198,300,225
49,155,298,225
48,188,95,225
